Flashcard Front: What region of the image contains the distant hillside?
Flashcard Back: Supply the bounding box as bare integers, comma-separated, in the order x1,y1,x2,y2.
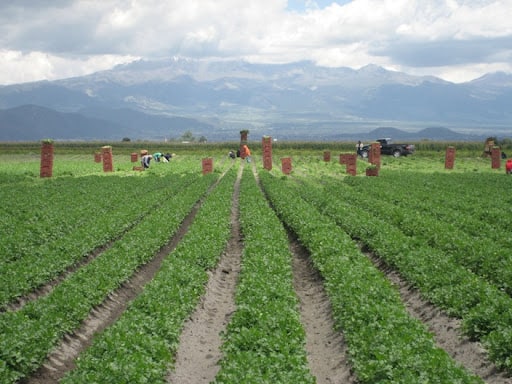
0,105,215,141
0,105,493,142
0,105,125,141
416,127,478,141
359,126,487,142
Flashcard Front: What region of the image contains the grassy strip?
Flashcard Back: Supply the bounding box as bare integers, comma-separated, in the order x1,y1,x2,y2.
341,172,512,246
293,173,512,374
0,173,217,383
0,173,199,308
61,166,237,383
259,171,483,383
318,175,512,296
213,166,315,383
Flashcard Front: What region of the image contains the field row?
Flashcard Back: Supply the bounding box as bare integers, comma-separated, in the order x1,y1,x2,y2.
288,160,512,374
62,166,239,383
0,165,219,382
259,170,484,383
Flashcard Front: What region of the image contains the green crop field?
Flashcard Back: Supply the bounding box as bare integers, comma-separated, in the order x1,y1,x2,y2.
1,141,511,383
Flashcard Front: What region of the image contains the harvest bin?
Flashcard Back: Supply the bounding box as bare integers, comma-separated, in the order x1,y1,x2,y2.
40,141,54,178
366,168,379,176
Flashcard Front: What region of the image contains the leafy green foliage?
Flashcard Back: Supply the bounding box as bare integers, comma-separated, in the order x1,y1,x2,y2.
286,160,512,376
2,144,512,382
62,167,237,383
0,170,218,382
259,171,483,383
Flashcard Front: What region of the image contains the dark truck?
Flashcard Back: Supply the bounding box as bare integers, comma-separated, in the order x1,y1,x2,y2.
360,138,415,158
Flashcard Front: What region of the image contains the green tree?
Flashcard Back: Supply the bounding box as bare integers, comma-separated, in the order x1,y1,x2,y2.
180,130,195,142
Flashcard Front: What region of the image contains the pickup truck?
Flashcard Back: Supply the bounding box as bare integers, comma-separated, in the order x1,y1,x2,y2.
360,138,415,158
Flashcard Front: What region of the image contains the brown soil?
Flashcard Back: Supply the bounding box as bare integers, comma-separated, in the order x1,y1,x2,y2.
166,165,243,383
290,238,357,383
370,255,512,384
20,164,512,384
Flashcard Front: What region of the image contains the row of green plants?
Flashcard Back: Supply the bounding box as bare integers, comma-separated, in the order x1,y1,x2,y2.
214,166,315,383
0,176,111,254
0,155,228,232
0,172,217,383
62,166,238,383
258,170,483,383
0,173,201,309
289,169,512,374
334,173,512,295
289,151,506,180
347,171,512,230
0,150,220,178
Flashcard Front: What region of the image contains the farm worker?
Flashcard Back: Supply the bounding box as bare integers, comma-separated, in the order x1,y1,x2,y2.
243,145,251,163
153,152,162,162
506,159,512,174
163,153,172,162
228,150,236,160
141,154,152,169
356,140,364,156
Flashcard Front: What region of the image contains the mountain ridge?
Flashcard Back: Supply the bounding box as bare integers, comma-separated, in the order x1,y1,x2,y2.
0,58,511,141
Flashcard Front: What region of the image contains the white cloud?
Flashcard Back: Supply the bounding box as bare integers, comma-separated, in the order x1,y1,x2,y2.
0,50,138,84
0,0,511,84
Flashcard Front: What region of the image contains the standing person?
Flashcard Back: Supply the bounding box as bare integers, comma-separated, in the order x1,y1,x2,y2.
141,154,152,169
243,144,251,163
356,140,364,157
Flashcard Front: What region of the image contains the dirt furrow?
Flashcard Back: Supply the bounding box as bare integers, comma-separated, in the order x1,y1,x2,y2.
166,165,243,384
367,252,512,384
253,164,356,383
289,239,357,384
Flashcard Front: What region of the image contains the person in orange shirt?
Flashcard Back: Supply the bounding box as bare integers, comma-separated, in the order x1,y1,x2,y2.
243,144,251,163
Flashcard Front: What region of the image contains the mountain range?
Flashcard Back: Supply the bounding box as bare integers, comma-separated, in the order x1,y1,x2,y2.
0,58,511,141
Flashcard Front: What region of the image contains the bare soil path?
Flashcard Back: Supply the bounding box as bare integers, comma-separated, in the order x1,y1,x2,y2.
367,251,512,384
166,165,243,384
290,238,357,383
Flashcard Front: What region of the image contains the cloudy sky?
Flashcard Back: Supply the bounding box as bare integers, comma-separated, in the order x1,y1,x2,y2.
1,0,511,85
